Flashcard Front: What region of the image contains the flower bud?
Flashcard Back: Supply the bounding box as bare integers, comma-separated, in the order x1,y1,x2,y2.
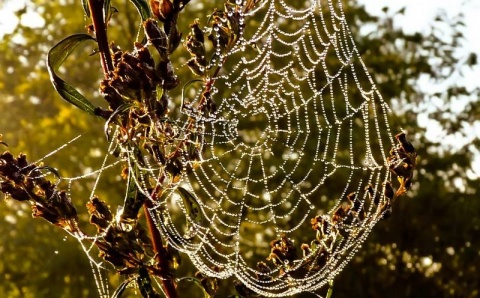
149,0,173,23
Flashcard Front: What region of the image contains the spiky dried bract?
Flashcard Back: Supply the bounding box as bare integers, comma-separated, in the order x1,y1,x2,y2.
0,151,79,233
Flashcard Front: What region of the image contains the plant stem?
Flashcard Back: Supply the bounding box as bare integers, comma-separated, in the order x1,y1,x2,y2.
144,201,178,298
88,0,114,77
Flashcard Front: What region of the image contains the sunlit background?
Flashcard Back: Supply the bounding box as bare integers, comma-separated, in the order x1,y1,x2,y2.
1,0,479,297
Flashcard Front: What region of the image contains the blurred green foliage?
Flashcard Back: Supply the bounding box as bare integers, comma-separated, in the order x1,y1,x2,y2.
0,0,479,297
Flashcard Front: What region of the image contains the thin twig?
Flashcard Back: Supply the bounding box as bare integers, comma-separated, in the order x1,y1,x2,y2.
144,201,178,298
88,0,114,76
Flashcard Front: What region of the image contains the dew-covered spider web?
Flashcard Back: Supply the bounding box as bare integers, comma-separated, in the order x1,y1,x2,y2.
38,0,399,297
146,0,396,296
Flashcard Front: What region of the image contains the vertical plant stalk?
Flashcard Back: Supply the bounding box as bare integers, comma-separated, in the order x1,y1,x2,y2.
87,2,178,296
88,0,114,76
144,202,178,298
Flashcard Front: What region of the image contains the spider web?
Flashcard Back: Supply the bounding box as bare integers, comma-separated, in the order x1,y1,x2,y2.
143,0,396,296
29,0,397,296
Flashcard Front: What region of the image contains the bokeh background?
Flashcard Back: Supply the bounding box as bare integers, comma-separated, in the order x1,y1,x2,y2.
0,0,478,297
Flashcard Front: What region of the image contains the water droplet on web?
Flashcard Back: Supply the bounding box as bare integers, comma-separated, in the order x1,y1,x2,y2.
48,1,402,296
183,226,197,240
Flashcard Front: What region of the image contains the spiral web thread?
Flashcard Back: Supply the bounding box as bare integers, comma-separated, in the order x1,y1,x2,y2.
134,0,398,296
48,0,397,296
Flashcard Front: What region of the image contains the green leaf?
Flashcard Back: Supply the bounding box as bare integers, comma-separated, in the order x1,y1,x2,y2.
326,280,334,298
177,186,203,240
119,161,147,221
104,0,111,20
81,0,90,17
137,266,161,298
111,279,132,298
47,34,97,115
129,0,151,21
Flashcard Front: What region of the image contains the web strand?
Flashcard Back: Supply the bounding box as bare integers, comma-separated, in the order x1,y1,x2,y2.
150,0,396,296
37,0,398,296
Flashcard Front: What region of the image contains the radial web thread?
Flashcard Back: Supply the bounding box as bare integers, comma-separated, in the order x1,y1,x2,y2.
138,0,398,296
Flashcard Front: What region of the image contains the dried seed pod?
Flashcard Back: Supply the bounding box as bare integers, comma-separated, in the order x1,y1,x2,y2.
346,192,356,203
134,42,155,68
149,0,173,23
332,203,349,224
190,19,204,43
256,261,272,281
167,24,182,54
244,0,262,12
32,203,61,226
56,190,78,221
380,201,392,220
383,181,394,201
184,35,206,65
186,57,205,76
365,183,381,206
109,77,138,100
157,60,179,90
301,243,311,257
389,160,413,178
395,132,415,154
87,196,113,230
0,180,30,201
144,18,168,59
100,80,124,107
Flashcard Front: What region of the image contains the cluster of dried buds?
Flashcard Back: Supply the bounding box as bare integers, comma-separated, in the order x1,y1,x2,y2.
331,192,365,227
86,196,153,272
331,132,417,223
241,230,331,287
181,1,250,123
372,131,418,220
3,1,269,296
388,132,417,195
95,17,203,185
245,132,417,289
184,2,244,76
0,147,79,234
267,235,298,269
0,135,183,297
